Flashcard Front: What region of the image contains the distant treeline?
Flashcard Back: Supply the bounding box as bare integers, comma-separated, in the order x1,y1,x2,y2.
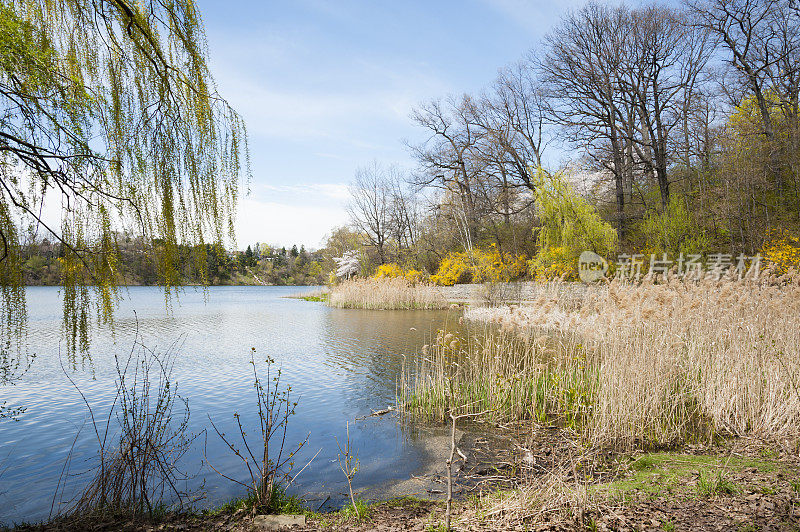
21,236,327,286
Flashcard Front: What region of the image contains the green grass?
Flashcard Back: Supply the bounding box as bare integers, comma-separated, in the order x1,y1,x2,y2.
759,448,779,459
697,470,738,497
596,453,772,501
791,478,800,494
340,498,372,521
758,485,777,495
204,485,310,517
298,294,328,302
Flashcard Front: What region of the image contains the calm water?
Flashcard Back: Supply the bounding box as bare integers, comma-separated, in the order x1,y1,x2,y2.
0,286,461,524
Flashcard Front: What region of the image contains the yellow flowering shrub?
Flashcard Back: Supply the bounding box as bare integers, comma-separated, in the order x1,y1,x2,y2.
373,263,427,284
429,254,470,286
760,231,800,273
404,268,425,284
430,246,527,286
374,262,405,279
528,246,576,280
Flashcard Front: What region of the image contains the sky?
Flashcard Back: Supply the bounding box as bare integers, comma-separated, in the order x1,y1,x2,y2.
195,0,616,250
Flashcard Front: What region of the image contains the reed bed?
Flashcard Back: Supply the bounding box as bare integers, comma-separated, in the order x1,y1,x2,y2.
399,326,596,432
328,277,448,310
401,272,800,450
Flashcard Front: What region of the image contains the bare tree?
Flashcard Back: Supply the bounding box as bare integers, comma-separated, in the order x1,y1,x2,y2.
687,0,800,247
539,3,633,233
407,97,486,239
387,176,419,255
478,60,550,192
347,162,393,264
686,0,791,142
623,5,713,207
541,1,713,234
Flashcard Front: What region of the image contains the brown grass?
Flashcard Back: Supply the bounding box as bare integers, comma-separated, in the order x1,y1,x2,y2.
402,272,800,450
328,277,448,310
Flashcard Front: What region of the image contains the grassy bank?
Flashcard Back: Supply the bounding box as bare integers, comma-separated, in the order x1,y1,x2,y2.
453,443,800,531
288,287,330,302
401,274,800,450
328,277,448,310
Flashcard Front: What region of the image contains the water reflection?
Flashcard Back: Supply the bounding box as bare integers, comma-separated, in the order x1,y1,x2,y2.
0,286,463,523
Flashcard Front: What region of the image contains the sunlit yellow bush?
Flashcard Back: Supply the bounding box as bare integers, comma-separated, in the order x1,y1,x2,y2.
430,245,527,286
528,246,575,280
373,263,427,284
374,263,405,279
760,230,800,273
429,254,470,286
403,268,425,284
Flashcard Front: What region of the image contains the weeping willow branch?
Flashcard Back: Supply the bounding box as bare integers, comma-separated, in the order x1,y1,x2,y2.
0,0,250,363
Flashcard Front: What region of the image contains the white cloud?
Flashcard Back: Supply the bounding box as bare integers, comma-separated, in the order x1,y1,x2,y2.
217,75,443,144
480,0,627,32
236,182,351,248
207,29,449,146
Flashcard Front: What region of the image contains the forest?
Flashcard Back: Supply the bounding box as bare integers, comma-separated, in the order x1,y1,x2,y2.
335,0,800,283
20,237,327,286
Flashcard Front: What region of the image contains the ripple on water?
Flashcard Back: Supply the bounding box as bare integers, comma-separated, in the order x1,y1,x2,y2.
0,286,458,524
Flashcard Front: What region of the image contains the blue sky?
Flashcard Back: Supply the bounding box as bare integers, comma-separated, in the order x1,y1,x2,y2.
196,0,615,249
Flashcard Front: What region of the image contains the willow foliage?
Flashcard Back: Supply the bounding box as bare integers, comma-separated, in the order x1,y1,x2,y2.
0,0,248,366
531,169,617,278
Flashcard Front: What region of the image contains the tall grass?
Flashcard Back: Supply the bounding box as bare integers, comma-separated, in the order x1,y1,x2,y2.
399,328,595,430
401,273,800,450
328,277,448,310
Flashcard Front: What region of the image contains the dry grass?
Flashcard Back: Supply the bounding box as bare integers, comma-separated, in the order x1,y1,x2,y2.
458,472,594,530
328,277,448,310
402,271,800,450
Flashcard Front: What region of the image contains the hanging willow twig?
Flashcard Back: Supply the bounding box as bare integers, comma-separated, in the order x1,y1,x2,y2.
0,0,250,366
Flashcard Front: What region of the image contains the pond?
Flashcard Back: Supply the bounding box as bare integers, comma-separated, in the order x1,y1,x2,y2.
0,286,464,524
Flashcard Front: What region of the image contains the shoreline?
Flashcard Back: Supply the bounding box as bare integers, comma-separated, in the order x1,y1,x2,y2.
9,429,800,531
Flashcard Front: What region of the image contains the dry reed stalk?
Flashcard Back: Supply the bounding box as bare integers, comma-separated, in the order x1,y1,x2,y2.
328,277,448,310
407,272,800,449
456,469,593,530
